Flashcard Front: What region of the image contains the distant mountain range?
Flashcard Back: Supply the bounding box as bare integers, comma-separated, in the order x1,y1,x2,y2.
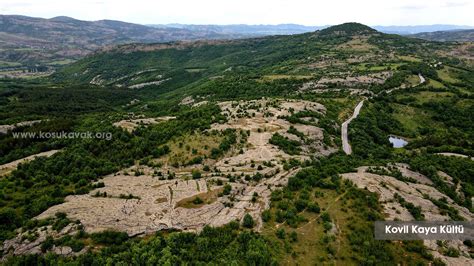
150,23,474,36
0,14,472,67
409,29,474,42
0,15,236,66
148,24,325,36
373,25,474,35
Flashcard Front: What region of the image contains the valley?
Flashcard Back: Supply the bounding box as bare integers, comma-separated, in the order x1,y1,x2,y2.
0,22,473,265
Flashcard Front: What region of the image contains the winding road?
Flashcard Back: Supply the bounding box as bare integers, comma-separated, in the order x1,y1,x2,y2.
340,74,425,155
341,100,364,155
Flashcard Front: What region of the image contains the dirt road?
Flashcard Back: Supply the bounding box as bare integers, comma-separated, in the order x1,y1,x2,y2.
341,100,364,155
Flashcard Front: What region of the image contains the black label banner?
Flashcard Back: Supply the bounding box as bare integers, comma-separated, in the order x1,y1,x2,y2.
374,221,474,240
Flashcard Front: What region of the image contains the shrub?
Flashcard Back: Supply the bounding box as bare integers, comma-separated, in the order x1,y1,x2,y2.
269,133,301,155
41,236,54,252
294,199,308,212
289,231,298,242
192,197,204,204
91,230,129,245
307,202,321,213
242,214,255,228
223,184,232,195
276,228,286,239
444,247,460,257
262,210,272,222
192,170,202,179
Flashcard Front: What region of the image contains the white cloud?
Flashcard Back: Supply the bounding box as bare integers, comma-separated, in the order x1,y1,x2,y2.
399,5,429,10
443,1,469,7
0,0,472,26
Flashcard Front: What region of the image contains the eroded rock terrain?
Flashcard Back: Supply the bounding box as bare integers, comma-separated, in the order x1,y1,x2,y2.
113,116,176,133
3,99,337,256
341,165,473,265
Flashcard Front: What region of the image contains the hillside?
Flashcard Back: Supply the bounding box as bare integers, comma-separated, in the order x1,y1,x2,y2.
0,15,236,68
318,22,377,35
410,29,474,42
52,22,457,93
1,23,474,265
2,14,472,71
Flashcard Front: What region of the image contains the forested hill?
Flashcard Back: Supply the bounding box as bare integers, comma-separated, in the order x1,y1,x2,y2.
0,15,236,66
52,22,457,98
318,22,377,36
51,23,376,85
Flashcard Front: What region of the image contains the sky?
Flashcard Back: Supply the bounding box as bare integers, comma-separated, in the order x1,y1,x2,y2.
0,0,473,26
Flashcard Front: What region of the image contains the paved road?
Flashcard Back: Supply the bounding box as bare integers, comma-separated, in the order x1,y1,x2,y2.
436,152,473,161
419,74,426,84
340,74,425,155
341,100,364,155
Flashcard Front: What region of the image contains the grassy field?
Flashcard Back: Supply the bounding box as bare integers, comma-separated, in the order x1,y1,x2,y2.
398,55,422,62
175,187,223,208
391,103,437,135
185,68,207,73
0,60,22,67
261,188,350,264
156,132,225,167
427,79,445,89
437,66,461,84
455,98,474,109
336,37,377,51
458,87,474,95
355,63,402,71
406,74,421,86
412,91,454,104
48,59,76,66
261,74,313,81
261,186,429,265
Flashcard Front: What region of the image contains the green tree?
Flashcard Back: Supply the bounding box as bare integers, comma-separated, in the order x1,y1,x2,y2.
242,214,255,228
192,170,202,179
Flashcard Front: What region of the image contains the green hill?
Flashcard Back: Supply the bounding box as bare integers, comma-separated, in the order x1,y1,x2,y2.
0,15,235,67
318,22,378,36
52,22,453,102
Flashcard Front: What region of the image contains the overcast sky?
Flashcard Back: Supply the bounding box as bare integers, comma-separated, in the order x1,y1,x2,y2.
0,0,472,26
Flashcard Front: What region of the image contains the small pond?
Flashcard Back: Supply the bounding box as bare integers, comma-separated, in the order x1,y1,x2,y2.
389,136,408,148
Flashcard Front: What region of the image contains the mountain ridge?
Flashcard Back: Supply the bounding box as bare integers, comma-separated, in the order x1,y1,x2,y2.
409,29,474,42
150,23,474,35
0,15,239,67
1,14,472,69
52,21,447,90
